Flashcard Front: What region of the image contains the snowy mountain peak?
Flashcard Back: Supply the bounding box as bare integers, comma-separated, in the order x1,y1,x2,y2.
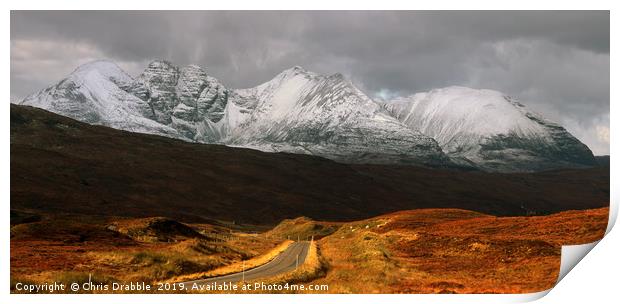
72,59,123,74
17,59,596,172
275,65,319,79
70,60,134,86
387,86,553,138
146,59,176,69
226,65,453,167
19,59,181,138
289,65,309,73
381,86,595,171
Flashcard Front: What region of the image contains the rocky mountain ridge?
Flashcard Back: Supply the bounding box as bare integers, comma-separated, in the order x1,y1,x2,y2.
18,59,596,172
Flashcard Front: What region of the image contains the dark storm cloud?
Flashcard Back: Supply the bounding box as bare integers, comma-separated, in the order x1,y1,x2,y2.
10,11,610,154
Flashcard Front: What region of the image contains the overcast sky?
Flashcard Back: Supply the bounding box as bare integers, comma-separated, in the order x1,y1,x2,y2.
10,11,610,154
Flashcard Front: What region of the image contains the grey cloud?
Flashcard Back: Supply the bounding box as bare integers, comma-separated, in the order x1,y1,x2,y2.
10,11,609,154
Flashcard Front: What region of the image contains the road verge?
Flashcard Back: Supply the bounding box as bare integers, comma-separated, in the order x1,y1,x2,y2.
163,240,294,284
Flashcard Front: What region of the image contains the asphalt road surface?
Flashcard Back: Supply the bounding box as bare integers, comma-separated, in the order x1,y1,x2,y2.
179,241,310,288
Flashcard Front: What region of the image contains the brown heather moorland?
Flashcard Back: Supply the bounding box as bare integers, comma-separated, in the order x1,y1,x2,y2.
10,207,608,293
311,207,608,293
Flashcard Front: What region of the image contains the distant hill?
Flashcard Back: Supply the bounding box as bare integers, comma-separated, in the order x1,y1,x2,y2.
10,104,609,224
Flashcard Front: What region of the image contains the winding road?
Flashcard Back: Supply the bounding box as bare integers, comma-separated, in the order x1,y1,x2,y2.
179,241,310,288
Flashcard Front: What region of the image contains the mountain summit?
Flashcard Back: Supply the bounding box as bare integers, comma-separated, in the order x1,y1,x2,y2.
18,60,596,172
380,86,596,171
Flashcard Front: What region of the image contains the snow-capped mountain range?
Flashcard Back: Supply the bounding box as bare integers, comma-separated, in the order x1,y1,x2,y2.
17,59,596,172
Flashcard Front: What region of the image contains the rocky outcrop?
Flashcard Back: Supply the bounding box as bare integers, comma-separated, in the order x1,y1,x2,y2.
130,60,180,124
